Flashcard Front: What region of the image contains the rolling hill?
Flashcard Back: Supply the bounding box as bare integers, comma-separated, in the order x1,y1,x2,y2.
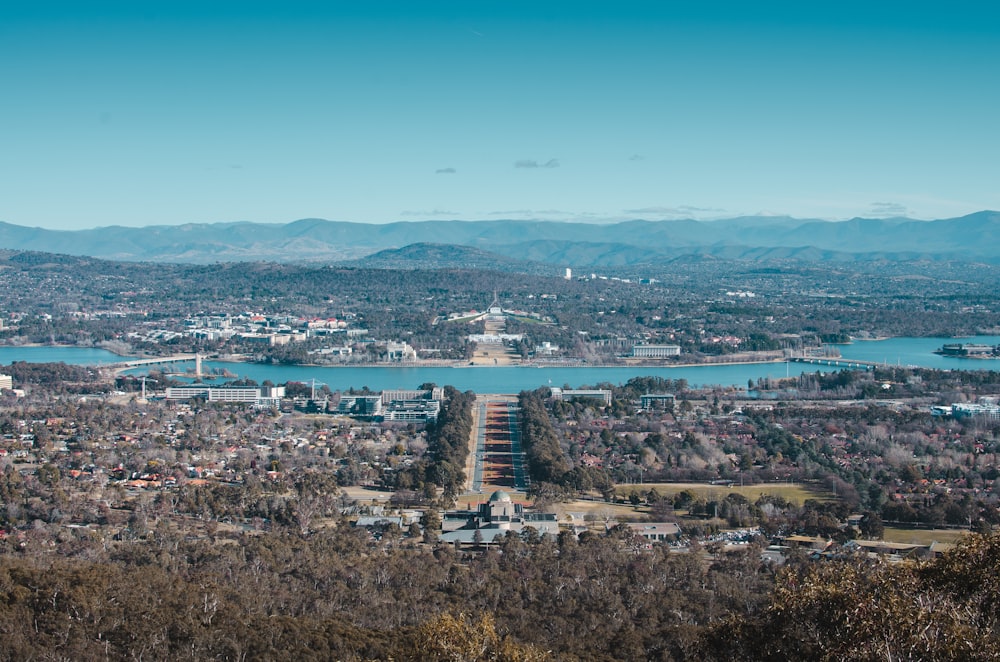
0,211,996,266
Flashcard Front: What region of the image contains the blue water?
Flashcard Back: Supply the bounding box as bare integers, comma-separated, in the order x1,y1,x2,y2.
0,346,127,365
836,336,1000,370
171,362,815,393
0,336,996,392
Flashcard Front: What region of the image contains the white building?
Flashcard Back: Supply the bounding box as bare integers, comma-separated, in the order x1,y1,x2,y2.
631,344,681,358
640,393,676,409
467,333,524,343
626,522,681,542
0,374,12,390
381,387,444,404
384,341,417,361
951,403,1000,421
440,491,559,546
549,388,612,405
165,385,285,407
336,395,383,417
534,341,560,356
382,400,441,422
380,387,444,422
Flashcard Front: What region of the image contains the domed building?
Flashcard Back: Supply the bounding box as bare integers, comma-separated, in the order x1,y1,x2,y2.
440,490,559,546
481,490,518,529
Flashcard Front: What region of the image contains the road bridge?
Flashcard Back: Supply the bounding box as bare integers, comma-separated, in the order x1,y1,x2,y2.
788,357,880,369
110,353,204,375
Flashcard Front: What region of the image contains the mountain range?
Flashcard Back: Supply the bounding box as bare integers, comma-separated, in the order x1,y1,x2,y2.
0,211,996,267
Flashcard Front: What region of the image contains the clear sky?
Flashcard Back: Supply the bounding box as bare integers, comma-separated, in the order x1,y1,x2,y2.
2,1,999,229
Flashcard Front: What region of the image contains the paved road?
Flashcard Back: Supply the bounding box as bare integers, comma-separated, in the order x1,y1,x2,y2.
466,394,525,494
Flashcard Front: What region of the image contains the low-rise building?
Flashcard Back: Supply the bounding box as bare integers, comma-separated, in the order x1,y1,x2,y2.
336,395,384,417
626,522,681,543
382,399,441,422
640,393,676,409
165,385,285,407
951,403,1000,421
440,490,558,546
549,388,613,405
631,344,681,358
384,341,417,361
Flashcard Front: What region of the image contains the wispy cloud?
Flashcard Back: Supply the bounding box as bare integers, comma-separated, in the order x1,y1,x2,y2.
484,209,608,221
488,209,577,217
435,167,456,174
487,210,534,216
623,205,725,217
869,201,910,216
515,158,560,169
627,154,645,161
399,209,460,217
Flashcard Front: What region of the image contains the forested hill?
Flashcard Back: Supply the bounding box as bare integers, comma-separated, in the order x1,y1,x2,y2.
0,210,997,266
345,243,551,273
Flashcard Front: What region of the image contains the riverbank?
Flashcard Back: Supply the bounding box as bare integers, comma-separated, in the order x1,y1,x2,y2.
0,341,137,358
6,335,1000,393
212,353,789,371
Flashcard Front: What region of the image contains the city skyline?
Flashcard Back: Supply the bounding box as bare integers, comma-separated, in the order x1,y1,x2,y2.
2,1,999,230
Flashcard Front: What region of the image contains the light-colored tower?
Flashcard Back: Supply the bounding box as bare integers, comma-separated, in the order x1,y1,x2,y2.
195,353,203,379
565,268,572,280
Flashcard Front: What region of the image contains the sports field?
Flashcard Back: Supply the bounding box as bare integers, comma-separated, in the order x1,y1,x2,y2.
613,481,827,505
882,526,969,546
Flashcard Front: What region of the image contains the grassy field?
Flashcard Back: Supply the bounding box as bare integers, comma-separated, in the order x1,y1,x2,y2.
882,526,970,546
340,485,396,503
613,481,828,505
453,493,650,523
343,481,827,513
551,500,652,522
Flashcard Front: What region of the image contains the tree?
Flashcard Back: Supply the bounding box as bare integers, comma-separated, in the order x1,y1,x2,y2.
422,508,441,544
859,511,884,539
408,613,550,661
700,533,1000,661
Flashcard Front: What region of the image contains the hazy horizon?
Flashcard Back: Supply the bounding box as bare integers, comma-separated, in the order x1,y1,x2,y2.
3,1,999,230
3,210,999,234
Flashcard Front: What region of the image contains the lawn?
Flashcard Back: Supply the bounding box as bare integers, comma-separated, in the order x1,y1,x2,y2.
882,526,970,546
613,481,828,505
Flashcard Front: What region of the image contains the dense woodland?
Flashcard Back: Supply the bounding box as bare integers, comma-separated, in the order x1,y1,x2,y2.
2,523,1000,660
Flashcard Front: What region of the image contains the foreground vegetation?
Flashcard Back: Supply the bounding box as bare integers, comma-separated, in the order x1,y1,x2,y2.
2,523,1000,660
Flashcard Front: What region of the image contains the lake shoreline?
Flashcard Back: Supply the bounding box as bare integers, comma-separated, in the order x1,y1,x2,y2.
4,336,1000,392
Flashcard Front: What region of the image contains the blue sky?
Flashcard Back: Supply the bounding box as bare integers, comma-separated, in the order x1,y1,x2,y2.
2,1,998,229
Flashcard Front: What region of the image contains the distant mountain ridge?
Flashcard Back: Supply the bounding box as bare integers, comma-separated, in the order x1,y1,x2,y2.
0,211,996,266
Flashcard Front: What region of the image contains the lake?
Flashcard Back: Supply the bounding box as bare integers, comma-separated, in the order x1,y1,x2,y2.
0,346,128,365
0,336,997,392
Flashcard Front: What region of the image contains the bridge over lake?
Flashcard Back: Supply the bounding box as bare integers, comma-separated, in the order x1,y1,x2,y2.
789,356,881,369
110,354,204,374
